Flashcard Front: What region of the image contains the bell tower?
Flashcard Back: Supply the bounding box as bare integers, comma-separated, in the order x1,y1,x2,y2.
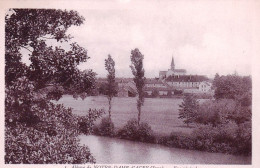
171,56,175,70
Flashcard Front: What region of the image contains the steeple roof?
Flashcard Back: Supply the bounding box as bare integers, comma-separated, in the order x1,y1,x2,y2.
171,56,175,70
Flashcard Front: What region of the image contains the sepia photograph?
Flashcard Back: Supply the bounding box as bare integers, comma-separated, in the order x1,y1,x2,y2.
1,0,260,167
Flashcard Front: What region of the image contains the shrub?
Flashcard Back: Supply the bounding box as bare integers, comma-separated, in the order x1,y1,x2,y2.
233,121,252,155
158,133,195,150
178,94,199,127
213,74,251,100
5,77,102,164
93,117,115,137
5,98,97,164
5,9,100,164
117,119,155,143
5,123,95,164
192,122,251,155
77,109,105,135
195,99,236,126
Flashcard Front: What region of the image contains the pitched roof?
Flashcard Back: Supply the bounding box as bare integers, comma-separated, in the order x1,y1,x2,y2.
200,81,212,86
171,57,175,67
145,79,164,84
166,75,208,82
159,71,167,75
144,87,173,91
174,69,187,72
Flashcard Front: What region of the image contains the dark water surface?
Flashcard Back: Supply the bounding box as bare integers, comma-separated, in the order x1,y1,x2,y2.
79,135,251,164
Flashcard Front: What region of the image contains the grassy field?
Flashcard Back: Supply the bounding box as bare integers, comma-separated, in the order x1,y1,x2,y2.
57,95,196,135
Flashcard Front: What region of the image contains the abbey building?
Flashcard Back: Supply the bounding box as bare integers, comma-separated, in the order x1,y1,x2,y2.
116,56,213,97
159,57,186,79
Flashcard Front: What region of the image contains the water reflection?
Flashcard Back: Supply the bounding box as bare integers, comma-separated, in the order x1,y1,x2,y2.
79,135,251,164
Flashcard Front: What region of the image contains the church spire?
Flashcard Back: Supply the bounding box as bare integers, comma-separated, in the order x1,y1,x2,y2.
171,56,175,70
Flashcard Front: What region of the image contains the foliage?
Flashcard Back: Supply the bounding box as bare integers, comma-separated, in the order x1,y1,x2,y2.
178,94,199,127
130,48,146,125
158,133,195,150
195,99,235,126
213,74,251,100
192,121,251,155
158,121,251,155
5,9,99,163
173,89,183,95
77,109,105,135
5,106,96,164
234,121,252,155
93,117,115,137
192,93,213,99
117,119,155,143
105,55,117,119
167,91,173,97
97,82,118,96
151,89,159,97
192,79,252,156
98,82,108,95
6,9,95,96
5,78,98,163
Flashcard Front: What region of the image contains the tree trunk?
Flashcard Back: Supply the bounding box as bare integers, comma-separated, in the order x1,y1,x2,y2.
137,102,141,126
108,98,111,120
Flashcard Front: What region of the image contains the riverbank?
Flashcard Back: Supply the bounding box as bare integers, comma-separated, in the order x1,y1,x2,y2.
79,135,251,164
57,95,251,157
93,118,251,157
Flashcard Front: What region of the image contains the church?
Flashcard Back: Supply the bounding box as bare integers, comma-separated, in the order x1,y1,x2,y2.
116,56,213,97
159,57,187,79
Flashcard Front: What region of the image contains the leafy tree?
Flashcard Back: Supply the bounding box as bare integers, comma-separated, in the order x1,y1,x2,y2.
105,55,117,119
6,9,95,96
167,90,173,97
195,99,236,126
213,74,251,100
117,119,155,143
212,73,220,88
213,74,252,124
151,89,159,97
5,9,101,164
93,116,115,137
130,48,146,125
178,94,199,127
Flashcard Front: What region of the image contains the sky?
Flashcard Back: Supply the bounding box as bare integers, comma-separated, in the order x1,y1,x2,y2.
21,0,256,78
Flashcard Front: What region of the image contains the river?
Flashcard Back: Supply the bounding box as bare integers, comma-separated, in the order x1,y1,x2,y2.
79,135,251,164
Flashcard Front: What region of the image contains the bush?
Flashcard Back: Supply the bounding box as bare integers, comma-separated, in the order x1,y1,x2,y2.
195,99,236,126
5,123,95,164
179,94,199,127
5,99,96,163
77,109,105,135
158,133,195,150
5,77,102,163
193,93,213,99
233,121,252,155
117,119,155,143
192,122,251,155
93,117,115,137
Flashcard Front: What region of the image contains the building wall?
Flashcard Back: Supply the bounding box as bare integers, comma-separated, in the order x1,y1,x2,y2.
166,70,175,77
145,83,166,88
159,91,168,95
166,70,186,77
166,81,201,88
199,82,212,92
183,88,201,94
117,90,128,97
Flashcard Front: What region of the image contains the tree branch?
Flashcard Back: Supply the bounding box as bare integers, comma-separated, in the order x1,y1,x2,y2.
20,45,33,52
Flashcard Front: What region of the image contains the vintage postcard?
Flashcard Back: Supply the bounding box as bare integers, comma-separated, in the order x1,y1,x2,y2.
1,0,260,168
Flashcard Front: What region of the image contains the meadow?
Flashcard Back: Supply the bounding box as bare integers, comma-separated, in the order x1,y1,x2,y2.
57,95,199,135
